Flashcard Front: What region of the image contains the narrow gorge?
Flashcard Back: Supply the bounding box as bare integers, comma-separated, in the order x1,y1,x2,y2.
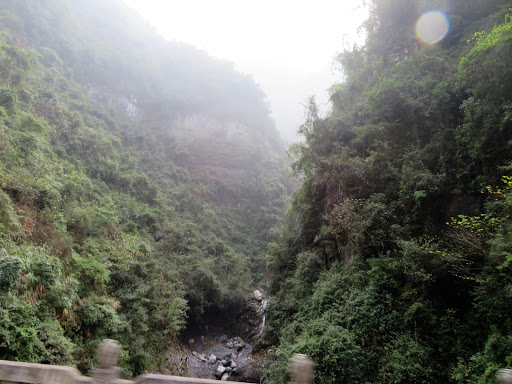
1,1,512,384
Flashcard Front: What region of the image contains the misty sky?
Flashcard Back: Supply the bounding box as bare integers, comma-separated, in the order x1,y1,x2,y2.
121,0,367,142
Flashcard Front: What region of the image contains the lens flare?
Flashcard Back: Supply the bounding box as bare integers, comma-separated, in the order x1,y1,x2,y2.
415,10,450,45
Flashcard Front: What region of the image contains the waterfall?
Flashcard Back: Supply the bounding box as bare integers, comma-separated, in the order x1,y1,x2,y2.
258,299,268,334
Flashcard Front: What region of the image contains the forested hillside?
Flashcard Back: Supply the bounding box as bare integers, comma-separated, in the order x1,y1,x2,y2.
266,0,512,383
0,0,289,375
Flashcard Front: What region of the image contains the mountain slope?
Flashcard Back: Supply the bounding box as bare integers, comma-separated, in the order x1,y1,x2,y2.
0,0,289,375
266,1,512,383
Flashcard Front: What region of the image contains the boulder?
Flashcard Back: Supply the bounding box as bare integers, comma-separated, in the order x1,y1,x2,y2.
215,365,227,378
253,290,263,301
230,361,237,369
221,373,229,381
209,354,216,364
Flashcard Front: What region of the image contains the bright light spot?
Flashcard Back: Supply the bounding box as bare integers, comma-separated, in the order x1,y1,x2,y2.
415,10,450,45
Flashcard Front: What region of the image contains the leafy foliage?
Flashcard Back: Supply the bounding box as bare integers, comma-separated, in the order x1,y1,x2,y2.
267,2,512,383
0,0,289,376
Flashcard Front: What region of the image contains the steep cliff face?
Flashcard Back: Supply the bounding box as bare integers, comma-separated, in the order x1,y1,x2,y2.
266,1,512,383
88,87,143,122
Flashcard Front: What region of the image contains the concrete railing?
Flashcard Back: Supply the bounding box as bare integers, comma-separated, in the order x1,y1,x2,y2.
498,369,512,384
1,340,510,384
0,339,314,384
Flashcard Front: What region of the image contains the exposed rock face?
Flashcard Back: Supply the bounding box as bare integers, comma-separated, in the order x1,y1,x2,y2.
235,289,268,342
252,290,263,301
88,86,143,122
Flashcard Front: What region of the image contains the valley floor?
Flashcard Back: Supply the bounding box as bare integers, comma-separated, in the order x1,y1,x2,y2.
156,290,268,382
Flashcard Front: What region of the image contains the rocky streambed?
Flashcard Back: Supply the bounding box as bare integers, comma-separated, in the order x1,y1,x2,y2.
157,289,269,382
186,335,264,381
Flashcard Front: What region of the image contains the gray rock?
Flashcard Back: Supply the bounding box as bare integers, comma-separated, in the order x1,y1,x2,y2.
221,373,229,381
226,367,232,374
199,354,208,362
215,365,227,378
221,360,227,366
209,354,216,364
230,361,237,368
253,290,263,301
232,367,243,376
